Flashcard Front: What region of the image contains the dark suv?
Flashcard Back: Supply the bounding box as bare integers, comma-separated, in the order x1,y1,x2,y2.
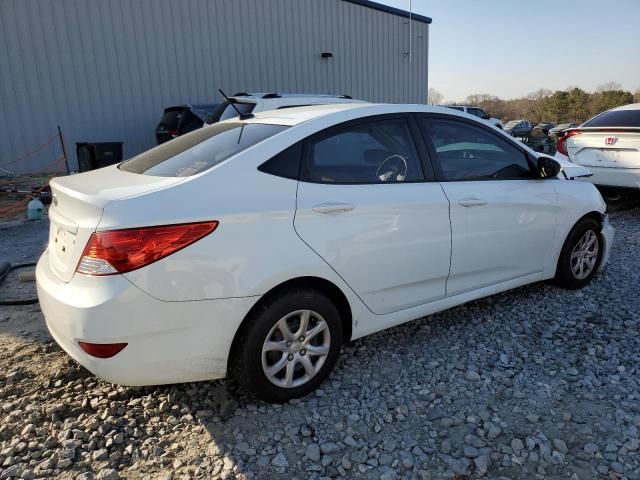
155,104,219,144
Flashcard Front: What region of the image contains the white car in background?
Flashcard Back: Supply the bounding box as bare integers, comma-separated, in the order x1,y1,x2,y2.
443,105,503,129
37,103,613,402
204,92,365,125
556,103,640,191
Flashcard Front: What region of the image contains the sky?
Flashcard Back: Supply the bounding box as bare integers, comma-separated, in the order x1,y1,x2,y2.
379,0,640,102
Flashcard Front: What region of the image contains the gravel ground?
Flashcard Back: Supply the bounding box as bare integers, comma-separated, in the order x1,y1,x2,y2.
0,206,639,480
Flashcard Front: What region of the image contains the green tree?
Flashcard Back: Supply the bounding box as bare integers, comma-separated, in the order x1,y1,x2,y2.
452,84,633,123
544,91,571,123
567,88,590,122
592,90,634,113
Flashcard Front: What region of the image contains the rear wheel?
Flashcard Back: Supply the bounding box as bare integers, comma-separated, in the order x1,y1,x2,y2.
555,217,603,289
230,289,343,403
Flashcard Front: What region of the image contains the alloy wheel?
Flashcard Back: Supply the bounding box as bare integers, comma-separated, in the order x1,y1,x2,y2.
570,230,599,280
261,309,331,388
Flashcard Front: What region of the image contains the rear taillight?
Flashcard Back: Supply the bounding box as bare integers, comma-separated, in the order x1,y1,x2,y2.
79,342,127,358
76,221,218,276
557,130,581,156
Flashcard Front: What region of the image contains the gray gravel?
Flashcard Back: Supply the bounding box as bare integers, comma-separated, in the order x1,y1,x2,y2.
1,206,639,479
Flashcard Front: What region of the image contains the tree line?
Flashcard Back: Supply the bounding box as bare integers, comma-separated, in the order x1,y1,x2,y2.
428,82,639,123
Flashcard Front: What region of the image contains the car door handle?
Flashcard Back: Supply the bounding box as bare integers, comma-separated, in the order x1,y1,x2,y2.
312,202,356,214
458,197,488,208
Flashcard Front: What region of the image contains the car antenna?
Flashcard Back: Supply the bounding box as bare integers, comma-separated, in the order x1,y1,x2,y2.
218,89,254,120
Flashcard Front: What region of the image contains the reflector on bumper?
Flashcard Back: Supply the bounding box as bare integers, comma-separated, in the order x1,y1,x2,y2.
78,342,127,358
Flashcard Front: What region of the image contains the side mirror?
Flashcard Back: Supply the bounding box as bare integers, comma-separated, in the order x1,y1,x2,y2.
536,156,561,179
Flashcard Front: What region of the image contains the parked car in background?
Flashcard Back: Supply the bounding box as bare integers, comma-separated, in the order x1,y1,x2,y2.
204,92,365,125
504,120,533,137
155,104,219,144
37,103,613,402
444,105,503,129
535,123,556,135
555,103,640,191
549,122,579,138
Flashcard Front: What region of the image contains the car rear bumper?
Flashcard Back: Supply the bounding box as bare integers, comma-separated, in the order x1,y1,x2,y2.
587,166,640,189
36,250,257,386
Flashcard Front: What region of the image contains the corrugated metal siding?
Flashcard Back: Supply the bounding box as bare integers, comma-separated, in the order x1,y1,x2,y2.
0,0,429,173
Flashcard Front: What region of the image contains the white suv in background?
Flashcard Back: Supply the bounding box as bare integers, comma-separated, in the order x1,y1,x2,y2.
204,93,365,125
444,105,503,129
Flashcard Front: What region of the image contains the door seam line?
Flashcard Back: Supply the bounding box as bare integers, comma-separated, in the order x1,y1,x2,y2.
438,182,453,297
293,181,379,316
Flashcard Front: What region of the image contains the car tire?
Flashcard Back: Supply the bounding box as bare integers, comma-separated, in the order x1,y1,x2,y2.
230,288,343,403
554,217,604,289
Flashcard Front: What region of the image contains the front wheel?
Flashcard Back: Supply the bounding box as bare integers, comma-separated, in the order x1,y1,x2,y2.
230,289,343,403
555,217,604,289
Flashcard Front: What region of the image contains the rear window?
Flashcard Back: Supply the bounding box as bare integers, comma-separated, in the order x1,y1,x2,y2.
158,108,185,130
206,101,257,124
120,123,288,177
177,109,205,135
583,109,640,128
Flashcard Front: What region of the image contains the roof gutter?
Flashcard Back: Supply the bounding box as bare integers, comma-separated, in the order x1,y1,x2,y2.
342,0,432,24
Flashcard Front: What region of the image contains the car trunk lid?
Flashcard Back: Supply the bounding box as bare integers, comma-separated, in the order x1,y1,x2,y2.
566,128,640,169
47,166,183,282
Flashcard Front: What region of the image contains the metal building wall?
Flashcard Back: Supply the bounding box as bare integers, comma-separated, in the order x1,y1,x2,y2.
0,0,429,173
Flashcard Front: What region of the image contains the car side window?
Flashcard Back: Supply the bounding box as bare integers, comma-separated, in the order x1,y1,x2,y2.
423,119,533,181
258,142,302,180
301,119,424,184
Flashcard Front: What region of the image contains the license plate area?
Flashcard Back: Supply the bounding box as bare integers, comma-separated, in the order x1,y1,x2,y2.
577,148,639,168
51,222,77,261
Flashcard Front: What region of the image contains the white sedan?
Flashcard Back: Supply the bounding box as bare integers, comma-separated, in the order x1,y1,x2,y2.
37,104,613,402
556,103,640,190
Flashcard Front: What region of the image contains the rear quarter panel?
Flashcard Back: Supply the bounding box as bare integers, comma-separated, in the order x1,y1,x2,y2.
98,133,367,320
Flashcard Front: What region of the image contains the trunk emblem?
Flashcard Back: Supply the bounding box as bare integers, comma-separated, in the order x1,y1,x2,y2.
605,137,618,146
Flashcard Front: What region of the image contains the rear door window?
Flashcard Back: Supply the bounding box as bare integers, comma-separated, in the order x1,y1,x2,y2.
467,108,487,119
583,109,640,127
301,118,424,184
120,123,288,176
258,143,302,179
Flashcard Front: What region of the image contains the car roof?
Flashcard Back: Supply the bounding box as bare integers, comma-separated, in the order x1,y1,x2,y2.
231,92,357,102
239,103,480,127
243,103,370,125
611,102,640,111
